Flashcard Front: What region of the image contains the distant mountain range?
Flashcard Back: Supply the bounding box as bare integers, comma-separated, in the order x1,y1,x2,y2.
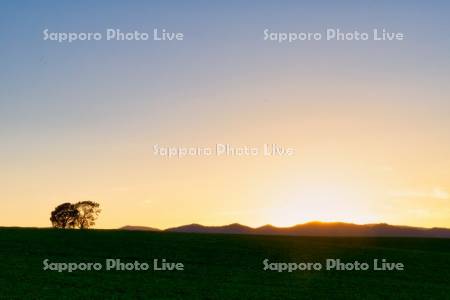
119,222,450,238
120,225,161,231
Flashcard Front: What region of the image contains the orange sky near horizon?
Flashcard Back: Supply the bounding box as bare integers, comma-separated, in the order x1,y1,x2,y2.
2,80,450,229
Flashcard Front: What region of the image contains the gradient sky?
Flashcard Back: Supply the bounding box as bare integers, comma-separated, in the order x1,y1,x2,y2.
1,1,450,228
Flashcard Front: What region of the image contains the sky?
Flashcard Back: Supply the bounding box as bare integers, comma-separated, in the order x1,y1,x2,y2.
1,1,450,229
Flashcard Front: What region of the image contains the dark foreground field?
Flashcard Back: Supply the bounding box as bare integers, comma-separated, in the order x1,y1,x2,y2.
0,228,449,299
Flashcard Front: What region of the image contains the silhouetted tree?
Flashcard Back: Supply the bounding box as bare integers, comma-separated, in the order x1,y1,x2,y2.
74,201,101,229
50,201,101,229
50,203,79,229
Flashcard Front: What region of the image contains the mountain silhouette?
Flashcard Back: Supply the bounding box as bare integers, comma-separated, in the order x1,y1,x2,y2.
119,221,450,238
251,222,450,237
119,225,161,231
165,223,254,234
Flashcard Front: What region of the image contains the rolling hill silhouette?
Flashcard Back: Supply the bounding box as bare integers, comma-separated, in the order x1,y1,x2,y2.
165,223,254,234
119,225,161,231
119,222,450,238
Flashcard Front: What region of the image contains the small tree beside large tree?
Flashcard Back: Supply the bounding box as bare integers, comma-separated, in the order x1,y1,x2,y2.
50,201,101,229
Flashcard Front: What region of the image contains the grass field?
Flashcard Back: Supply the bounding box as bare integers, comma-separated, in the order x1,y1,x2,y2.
0,228,449,299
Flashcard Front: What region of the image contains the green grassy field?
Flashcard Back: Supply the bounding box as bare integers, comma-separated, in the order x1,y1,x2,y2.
0,228,449,299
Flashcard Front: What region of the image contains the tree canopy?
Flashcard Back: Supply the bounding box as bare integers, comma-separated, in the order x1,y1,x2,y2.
50,201,101,229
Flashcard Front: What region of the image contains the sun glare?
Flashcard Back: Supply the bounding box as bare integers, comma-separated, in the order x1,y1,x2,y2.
267,180,378,227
